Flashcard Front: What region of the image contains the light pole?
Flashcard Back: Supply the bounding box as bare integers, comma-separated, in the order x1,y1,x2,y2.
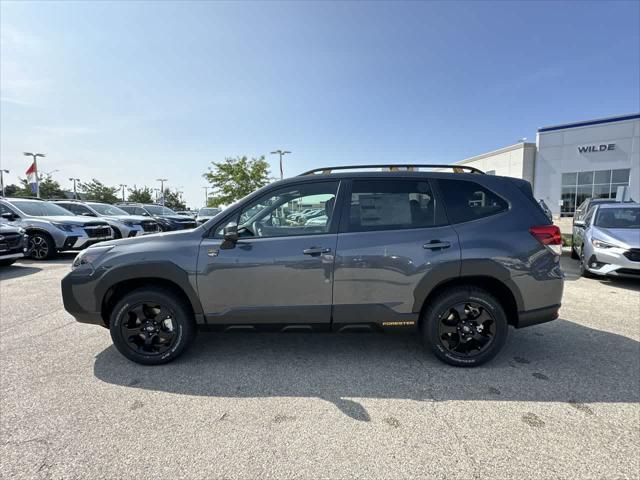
69,178,81,199
270,150,291,180
154,188,160,202
202,186,209,206
119,184,127,202
23,152,45,198
0,169,9,197
156,178,168,206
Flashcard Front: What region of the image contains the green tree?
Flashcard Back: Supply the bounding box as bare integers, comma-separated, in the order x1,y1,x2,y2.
127,186,154,203
162,188,186,211
80,179,119,203
3,184,24,197
16,174,65,199
203,155,271,207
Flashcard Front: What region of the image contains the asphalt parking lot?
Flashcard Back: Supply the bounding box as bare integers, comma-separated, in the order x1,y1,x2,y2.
0,253,638,479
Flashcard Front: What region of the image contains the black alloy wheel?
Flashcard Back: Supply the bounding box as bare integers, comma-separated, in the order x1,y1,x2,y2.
120,302,177,356
437,302,496,357
109,287,196,365
423,286,508,367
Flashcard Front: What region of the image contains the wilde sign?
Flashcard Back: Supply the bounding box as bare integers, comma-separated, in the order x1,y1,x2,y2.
578,144,615,153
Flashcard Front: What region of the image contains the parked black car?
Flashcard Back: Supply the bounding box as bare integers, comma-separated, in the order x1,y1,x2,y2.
0,222,29,266
115,203,197,231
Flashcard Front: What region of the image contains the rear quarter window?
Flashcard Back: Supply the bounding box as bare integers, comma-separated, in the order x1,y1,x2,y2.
437,179,508,224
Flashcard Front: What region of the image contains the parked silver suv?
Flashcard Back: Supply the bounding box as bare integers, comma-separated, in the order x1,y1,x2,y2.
0,197,113,260
62,165,564,367
53,200,161,238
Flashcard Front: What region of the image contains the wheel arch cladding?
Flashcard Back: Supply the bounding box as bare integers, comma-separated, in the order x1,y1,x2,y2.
98,262,203,326
417,275,520,328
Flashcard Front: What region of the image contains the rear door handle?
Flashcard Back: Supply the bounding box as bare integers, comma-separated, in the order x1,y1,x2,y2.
423,241,451,250
303,247,331,255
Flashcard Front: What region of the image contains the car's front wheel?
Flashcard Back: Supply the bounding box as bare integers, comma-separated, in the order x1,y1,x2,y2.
27,232,56,260
579,247,595,278
109,287,197,365
422,286,508,367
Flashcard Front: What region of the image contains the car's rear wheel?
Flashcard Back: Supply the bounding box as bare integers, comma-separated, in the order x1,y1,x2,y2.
109,287,197,365
570,244,579,259
27,232,56,260
422,287,508,367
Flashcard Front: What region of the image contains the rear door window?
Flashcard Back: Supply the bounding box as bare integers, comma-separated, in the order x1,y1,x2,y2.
437,179,508,224
346,179,445,232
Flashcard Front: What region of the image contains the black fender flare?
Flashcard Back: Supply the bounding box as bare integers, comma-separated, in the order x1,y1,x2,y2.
95,261,204,316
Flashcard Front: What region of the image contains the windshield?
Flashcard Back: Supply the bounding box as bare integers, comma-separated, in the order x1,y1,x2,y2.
88,203,129,216
594,208,640,229
12,201,74,217
199,208,220,216
144,205,177,215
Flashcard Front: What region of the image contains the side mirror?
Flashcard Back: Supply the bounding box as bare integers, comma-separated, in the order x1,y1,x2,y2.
1,212,16,221
82,212,97,217
574,220,586,228
223,222,239,242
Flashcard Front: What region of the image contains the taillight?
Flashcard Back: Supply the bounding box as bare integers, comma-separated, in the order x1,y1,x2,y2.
529,225,562,256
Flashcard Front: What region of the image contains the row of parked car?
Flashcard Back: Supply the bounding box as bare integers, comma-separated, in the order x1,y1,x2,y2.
0,197,222,263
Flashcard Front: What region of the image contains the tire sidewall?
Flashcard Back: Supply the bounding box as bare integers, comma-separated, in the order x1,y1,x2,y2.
424,288,508,367
110,289,192,365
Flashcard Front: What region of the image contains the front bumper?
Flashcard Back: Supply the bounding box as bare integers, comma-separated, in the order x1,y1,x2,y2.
61,269,106,326
586,246,640,279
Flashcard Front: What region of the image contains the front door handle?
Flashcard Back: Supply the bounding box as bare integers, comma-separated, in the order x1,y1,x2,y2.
423,241,451,250
303,247,331,255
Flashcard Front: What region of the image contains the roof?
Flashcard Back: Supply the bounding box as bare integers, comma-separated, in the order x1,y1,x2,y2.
538,113,640,133
598,202,639,209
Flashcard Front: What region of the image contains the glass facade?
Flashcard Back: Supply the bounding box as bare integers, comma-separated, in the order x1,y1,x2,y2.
560,168,630,217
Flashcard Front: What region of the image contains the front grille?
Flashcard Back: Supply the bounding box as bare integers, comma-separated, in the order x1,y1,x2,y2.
623,249,640,262
84,224,112,238
616,268,640,276
141,221,160,232
179,221,197,229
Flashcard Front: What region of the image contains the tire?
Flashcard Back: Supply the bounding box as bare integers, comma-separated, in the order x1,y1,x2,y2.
0,259,16,267
422,286,509,367
579,247,595,278
112,227,122,239
570,245,579,260
27,232,56,260
109,286,197,365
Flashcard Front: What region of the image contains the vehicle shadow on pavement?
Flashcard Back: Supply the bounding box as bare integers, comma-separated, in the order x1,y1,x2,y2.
17,252,76,266
94,319,640,421
0,264,42,280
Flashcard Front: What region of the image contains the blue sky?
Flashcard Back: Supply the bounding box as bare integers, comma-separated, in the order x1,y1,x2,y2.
1,0,639,207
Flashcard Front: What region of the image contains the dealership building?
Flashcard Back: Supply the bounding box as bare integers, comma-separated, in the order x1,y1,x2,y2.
456,113,640,217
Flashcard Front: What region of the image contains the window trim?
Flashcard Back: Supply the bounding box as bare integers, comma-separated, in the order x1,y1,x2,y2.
338,176,448,234
208,178,346,240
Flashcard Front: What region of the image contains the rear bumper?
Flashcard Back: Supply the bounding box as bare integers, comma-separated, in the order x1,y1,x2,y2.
516,304,560,328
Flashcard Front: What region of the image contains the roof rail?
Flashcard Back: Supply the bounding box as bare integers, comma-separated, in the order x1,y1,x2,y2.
298,164,485,176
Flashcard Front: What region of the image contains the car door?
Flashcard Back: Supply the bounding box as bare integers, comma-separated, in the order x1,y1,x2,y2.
197,180,342,327
332,178,460,330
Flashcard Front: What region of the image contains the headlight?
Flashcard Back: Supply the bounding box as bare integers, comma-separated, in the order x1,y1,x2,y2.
591,238,616,249
18,228,26,234
52,223,75,232
72,245,115,269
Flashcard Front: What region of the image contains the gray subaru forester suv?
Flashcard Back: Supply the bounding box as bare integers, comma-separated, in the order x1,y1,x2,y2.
61,165,564,367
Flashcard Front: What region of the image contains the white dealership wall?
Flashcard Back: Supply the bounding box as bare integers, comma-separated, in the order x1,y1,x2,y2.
455,142,537,183
534,114,639,216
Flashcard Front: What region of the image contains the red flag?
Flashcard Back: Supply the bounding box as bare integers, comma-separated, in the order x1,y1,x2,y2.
25,162,36,175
